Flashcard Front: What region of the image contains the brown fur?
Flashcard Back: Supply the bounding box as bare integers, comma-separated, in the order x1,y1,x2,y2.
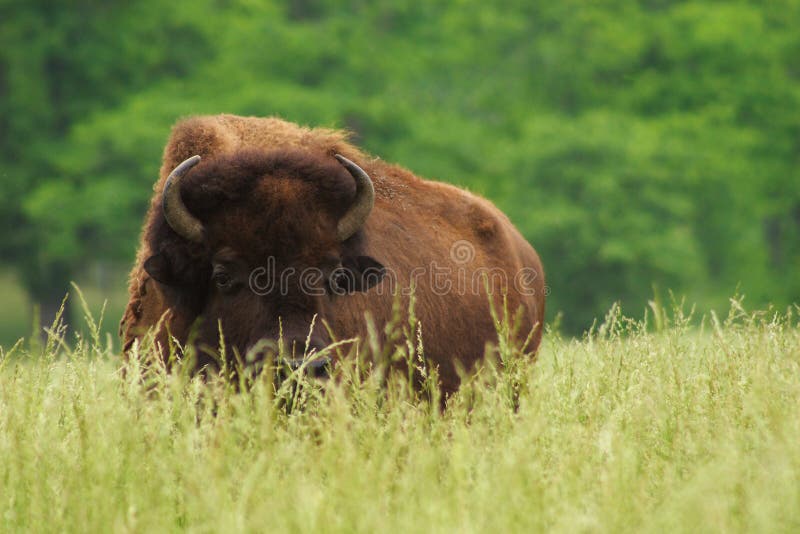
121,114,545,394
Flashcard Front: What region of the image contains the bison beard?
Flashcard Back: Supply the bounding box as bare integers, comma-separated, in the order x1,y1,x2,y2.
120,114,545,395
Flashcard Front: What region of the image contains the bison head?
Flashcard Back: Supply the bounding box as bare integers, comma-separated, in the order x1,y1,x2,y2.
142,150,385,374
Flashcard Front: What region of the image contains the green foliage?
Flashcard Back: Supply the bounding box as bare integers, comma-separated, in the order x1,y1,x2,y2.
1,297,800,531
2,0,799,332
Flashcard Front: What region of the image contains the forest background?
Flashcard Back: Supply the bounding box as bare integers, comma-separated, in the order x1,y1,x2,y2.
1,0,798,345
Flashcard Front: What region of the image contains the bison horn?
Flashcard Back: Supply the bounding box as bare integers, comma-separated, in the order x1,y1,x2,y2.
334,154,375,241
162,155,204,243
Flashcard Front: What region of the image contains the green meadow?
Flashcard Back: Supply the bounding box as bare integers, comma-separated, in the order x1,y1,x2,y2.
3,2,800,531
2,295,798,533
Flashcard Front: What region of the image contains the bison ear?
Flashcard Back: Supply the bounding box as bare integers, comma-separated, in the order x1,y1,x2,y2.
143,252,177,286
341,255,386,292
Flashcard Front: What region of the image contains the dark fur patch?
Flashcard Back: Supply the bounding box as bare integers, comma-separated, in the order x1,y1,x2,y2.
144,149,359,289
179,150,357,221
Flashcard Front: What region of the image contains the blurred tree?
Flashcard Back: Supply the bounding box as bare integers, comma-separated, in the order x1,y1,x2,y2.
0,0,213,326
1,0,798,335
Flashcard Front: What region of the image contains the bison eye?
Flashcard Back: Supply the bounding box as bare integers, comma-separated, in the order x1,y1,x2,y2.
328,267,353,295
212,271,235,292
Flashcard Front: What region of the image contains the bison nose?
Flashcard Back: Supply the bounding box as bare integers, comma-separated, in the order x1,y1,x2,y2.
279,337,331,379
284,338,327,357
284,355,332,379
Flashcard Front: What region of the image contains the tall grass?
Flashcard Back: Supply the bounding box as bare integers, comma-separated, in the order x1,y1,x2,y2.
1,294,799,533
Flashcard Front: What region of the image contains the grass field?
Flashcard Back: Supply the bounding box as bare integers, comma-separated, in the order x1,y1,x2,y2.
0,269,129,349
1,296,799,533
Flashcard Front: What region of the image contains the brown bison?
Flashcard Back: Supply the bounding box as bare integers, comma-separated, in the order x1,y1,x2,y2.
120,114,545,394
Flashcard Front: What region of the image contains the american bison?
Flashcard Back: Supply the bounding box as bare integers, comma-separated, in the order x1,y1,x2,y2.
120,114,545,394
